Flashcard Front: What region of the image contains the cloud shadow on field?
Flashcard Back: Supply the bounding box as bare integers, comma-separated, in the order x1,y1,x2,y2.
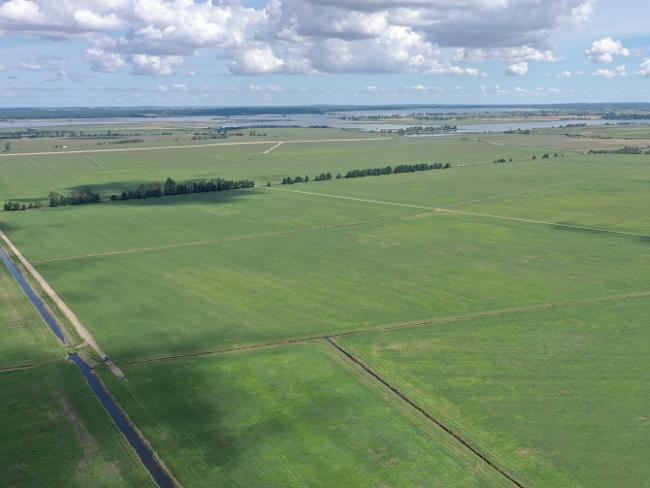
118,362,242,480
62,181,261,208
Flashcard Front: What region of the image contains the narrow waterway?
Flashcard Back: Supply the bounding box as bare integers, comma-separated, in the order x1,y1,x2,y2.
0,245,174,488
0,245,67,343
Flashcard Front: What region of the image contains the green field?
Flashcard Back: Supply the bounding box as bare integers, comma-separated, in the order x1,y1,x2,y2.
100,344,508,487
1,124,648,486
339,296,650,487
0,258,61,368
0,256,153,487
0,364,154,487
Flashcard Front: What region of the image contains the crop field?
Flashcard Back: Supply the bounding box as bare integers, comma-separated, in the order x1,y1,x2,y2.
100,344,508,487
0,256,153,486
0,256,61,368
1,125,648,486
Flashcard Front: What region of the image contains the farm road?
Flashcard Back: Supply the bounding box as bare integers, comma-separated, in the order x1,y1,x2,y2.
0,136,393,158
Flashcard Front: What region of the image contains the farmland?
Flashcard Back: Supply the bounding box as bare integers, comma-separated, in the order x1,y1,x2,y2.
0,254,154,486
1,123,648,487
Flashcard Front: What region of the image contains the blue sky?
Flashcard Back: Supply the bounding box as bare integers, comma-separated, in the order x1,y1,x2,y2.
0,0,649,106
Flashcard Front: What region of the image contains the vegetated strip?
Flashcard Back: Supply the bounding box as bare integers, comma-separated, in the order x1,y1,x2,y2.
32,218,388,265
0,363,38,374
0,235,177,488
69,353,178,488
325,336,526,488
263,186,650,239
125,290,650,366
0,136,393,158
0,231,123,377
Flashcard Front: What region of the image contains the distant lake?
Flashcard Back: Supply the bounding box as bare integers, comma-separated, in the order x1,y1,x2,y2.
0,110,646,134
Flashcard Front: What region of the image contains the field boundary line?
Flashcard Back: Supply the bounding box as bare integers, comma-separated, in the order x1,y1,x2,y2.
32,218,389,265
0,363,38,374
126,336,325,365
263,186,650,239
324,337,526,488
125,290,650,365
0,231,123,377
0,136,393,158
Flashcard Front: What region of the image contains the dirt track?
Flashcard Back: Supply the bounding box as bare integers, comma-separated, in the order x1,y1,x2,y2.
263,186,650,239
0,136,393,158
0,231,123,377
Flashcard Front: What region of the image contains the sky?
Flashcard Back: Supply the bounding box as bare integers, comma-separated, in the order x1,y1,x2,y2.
0,0,649,107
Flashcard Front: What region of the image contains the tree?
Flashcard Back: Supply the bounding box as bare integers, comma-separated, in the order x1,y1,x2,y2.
163,177,177,195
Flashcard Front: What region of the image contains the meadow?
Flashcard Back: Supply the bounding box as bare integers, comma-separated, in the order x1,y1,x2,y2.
339,296,650,487
101,344,508,487
0,256,153,486
1,124,648,486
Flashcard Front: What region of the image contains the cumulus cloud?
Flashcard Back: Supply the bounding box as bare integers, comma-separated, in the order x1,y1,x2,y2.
586,37,630,63
226,46,286,75
456,46,556,63
507,62,528,76
593,64,626,78
637,59,650,78
557,70,584,77
86,47,126,72
0,0,593,76
131,54,184,75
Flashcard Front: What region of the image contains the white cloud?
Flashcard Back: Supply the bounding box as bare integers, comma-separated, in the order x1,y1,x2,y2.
15,61,44,70
557,70,584,78
507,62,528,76
586,37,630,63
637,59,650,78
593,64,627,78
226,47,286,75
73,9,123,30
131,54,184,75
0,0,45,24
457,46,556,63
0,0,595,77
428,65,480,76
86,47,125,72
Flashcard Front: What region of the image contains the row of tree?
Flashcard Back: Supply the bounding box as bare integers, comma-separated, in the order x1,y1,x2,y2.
344,162,450,179
112,177,255,201
281,172,336,185
589,146,650,154
49,189,101,207
3,201,41,211
281,175,310,184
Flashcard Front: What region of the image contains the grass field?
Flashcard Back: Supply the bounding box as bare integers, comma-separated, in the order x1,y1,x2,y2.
0,131,554,203
1,124,648,486
100,344,508,487
339,296,650,487
0,255,154,486
0,363,154,487
0,256,61,368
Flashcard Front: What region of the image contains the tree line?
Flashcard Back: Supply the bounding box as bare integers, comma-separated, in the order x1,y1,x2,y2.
3,201,42,211
112,177,255,201
344,162,450,179
280,163,450,185
49,189,101,207
43,177,254,209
